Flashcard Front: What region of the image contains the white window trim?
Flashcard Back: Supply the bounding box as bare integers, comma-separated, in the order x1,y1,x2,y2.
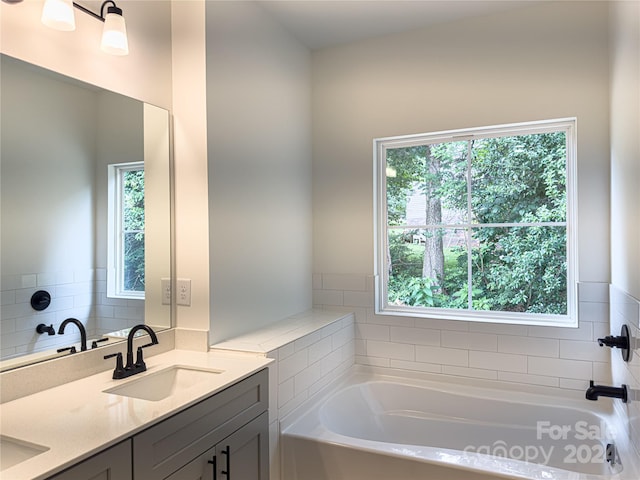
107,161,145,300
373,118,578,327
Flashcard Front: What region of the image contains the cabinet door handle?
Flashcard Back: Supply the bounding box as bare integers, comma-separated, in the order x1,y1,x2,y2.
208,455,217,480
221,446,230,478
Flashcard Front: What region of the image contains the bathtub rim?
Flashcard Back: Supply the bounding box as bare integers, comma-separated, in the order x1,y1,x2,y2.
280,365,640,480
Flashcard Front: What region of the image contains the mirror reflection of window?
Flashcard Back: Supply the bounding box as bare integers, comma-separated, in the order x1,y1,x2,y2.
108,162,145,299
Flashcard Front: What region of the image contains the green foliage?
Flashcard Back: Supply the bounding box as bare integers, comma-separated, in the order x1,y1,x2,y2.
123,170,145,292
386,131,568,315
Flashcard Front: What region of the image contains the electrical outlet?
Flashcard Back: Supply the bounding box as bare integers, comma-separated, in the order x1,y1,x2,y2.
177,278,191,306
161,278,171,305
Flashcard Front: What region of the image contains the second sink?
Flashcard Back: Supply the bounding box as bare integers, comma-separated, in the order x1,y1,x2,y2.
0,435,49,471
103,365,224,401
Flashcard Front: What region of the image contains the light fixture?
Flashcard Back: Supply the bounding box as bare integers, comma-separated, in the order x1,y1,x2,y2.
41,0,129,56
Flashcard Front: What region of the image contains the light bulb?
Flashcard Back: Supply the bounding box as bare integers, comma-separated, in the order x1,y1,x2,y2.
101,9,129,56
41,0,75,31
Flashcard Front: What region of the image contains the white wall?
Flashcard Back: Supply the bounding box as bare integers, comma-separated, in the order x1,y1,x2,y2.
205,1,312,343
170,0,211,343
1,56,98,357
0,0,172,110
312,1,612,390
608,0,640,456
610,0,640,300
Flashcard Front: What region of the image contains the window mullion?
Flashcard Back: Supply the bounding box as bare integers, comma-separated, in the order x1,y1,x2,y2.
466,140,473,310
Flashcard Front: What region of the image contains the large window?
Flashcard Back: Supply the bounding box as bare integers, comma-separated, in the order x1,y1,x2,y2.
107,162,145,299
374,119,577,326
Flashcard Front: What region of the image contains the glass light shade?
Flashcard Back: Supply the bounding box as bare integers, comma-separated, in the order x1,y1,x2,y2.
101,12,129,56
41,0,76,31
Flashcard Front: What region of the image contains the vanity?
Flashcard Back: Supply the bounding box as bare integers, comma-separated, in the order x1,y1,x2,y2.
0,350,272,480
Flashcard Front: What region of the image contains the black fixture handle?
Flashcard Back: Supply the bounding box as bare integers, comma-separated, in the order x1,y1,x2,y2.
208,456,217,480
91,338,109,349
597,324,630,362
30,290,51,311
57,346,77,354
104,352,126,379
36,323,55,335
221,446,230,477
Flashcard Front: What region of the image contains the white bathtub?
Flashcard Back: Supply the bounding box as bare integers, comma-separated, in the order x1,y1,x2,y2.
281,368,639,480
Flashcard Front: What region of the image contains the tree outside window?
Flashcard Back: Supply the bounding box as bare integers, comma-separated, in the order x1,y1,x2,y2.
375,119,577,326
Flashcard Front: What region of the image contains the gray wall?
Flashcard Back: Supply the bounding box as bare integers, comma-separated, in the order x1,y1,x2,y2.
206,1,312,342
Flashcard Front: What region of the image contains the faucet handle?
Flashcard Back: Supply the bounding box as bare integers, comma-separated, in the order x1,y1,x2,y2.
104,352,126,379
91,338,109,349
57,346,77,354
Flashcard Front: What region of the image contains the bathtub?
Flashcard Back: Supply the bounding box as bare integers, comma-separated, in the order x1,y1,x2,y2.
281,368,639,480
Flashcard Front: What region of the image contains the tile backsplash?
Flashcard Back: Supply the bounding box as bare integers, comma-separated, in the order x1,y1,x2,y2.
1,268,143,360
313,273,611,392
609,285,640,456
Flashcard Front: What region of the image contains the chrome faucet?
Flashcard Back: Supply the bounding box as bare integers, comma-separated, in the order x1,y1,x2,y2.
58,318,87,351
585,380,628,402
104,324,159,379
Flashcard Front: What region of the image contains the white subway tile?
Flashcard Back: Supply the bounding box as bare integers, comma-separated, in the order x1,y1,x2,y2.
356,355,390,367
312,274,323,290
21,274,36,288
0,290,15,306
469,351,527,373
343,290,374,308
528,323,593,341
277,378,294,407
278,342,296,360
308,336,333,364
469,322,528,336
36,272,56,287
368,310,415,327
295,362,322,395
559,378,590,391
331,326,353,350
320,349,343,376
442,365,498,380
415,345,468,366
322,274,367,291
279,349,308,382
368,340,415,361
498,335,559,358
356,323,390,341
390,326,440,346
593,362,612,383
390,359,442,374
578,282,609,302
442,331,497,351
578,301,609,323
528,356,592,380
294,330,323,351
560,340,608,362
312,289,344,306
415,317,468,331
354,339,366,355
497,372,560,387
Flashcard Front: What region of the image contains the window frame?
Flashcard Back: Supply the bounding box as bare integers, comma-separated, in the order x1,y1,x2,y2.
373,118,578,327
107,161,145,300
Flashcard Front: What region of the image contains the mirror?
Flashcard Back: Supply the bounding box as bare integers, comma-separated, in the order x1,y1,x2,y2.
0,54,172,372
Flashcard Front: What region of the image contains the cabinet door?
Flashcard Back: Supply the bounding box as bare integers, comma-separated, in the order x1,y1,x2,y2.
164,446,216,480
216,411,269,480
47,440,132,480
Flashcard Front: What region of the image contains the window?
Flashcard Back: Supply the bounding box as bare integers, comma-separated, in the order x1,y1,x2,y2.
374,118,577,326
107,162,145,299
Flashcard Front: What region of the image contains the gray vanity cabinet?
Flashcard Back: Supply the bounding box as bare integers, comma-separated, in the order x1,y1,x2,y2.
45,369,268,480
165,411,269,480
133,369,268,480
47,440,132,480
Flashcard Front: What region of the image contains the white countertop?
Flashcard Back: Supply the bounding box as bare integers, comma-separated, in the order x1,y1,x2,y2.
0,349,272,480
211,309,353,353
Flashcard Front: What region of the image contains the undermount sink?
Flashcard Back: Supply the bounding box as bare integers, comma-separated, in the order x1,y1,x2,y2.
0,435,49,471
103,365,224,401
